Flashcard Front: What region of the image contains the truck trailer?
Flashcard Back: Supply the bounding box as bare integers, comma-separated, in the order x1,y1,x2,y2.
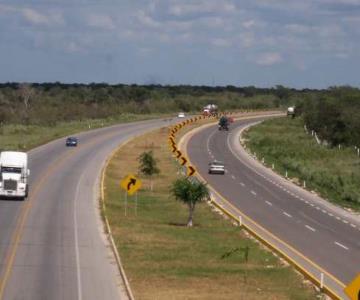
0,151,30,200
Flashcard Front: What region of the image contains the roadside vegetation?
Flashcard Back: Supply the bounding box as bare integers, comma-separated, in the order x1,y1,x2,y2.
104,125,317,299
244,117,360,210
0,113,167,151
0,83,293,126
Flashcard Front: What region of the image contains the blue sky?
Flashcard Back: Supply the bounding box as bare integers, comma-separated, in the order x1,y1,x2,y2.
0,0,360,88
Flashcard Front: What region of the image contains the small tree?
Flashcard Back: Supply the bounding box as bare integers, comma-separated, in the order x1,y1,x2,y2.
138,150,160,191
18,83,35,124
171,178,209,227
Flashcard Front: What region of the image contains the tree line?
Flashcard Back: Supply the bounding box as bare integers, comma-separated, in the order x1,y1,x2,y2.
297,86,360,147
0,82,359,148
0,82,309,126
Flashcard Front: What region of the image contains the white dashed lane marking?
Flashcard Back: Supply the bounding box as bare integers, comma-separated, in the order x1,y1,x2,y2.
251,190,257,196
265,201,273,206
335,242,349,250
231,175,236,180
283,212,292,218
305,225,316,232
239,182,245,187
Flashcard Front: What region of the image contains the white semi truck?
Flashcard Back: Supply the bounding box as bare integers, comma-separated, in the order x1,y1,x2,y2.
203,104,218,116
287,106,295,116
0,151,30,199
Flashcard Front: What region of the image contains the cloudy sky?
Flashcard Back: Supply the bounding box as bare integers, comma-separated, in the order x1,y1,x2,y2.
0,0,360,88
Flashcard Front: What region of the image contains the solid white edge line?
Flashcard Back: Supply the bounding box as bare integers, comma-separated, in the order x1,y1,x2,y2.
74,171,85,300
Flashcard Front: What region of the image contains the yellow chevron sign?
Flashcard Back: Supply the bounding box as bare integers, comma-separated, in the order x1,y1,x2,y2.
345,274,360,300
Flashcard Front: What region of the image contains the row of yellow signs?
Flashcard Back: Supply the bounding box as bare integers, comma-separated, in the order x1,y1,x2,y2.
119,114,228,195
168,114,220,177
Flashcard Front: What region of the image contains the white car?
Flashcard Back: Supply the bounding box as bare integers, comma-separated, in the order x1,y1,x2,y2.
178,112,185,118
208,161,225,174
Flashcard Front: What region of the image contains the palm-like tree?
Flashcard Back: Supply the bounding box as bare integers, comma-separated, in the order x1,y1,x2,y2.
171,178,209,227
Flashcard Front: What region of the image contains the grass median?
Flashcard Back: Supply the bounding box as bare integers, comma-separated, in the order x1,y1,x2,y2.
103,120,316,299
244,117,360,211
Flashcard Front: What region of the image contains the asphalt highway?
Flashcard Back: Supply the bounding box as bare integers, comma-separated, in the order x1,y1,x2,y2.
0,117,175,300
187,117,360,299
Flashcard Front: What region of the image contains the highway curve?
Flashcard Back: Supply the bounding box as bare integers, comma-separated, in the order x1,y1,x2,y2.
186,116,360,299
0,118,175,300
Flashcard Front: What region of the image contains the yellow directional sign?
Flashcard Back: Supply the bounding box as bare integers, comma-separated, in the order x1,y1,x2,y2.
180,156,187,166
175,150,182,158
120,174,142,196
345,274,360,300
169,137,175,144
187,165,196,176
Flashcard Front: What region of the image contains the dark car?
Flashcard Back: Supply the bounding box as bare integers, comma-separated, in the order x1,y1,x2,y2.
66,137,78,147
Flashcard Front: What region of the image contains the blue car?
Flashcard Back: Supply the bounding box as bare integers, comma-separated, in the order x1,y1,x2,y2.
66,137,78,147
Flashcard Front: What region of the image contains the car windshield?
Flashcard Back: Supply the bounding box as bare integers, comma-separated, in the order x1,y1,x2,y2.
211,161,224,166
1,167,22,173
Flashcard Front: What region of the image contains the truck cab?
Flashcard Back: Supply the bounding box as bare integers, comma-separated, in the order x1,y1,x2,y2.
0,151,30,200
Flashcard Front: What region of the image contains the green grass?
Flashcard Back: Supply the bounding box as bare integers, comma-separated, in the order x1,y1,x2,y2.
244,117,360,210
104,127,316,300
0,113,171,151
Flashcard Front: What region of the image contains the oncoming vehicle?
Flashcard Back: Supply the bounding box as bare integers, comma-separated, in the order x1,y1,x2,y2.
0,151,30,200
66,137,78,147
178,112,185,118
208,160,225,174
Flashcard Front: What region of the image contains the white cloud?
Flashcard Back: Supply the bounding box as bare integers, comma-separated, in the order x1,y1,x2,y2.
285,24,312,34
256,52,283,66
242,20,256,29
137,10,161,28
168,1,236,17
87,14,115,30
0,5,64,26
22,8,50,25
0,4,15,14
64,41,83,53
211,38,232,47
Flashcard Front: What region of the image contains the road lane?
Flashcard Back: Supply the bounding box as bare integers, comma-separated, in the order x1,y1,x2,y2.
0,118,175,300
187,117,360,298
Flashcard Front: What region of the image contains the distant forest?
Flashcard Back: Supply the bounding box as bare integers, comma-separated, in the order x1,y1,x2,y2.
0,82,359,147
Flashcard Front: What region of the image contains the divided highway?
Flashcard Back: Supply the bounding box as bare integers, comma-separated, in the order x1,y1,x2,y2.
186,116,360,299
0,118,174,300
